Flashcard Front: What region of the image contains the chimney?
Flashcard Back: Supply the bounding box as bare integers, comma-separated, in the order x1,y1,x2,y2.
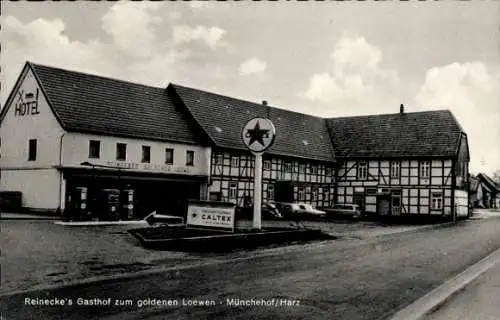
400,104,404,114
262,100,268,106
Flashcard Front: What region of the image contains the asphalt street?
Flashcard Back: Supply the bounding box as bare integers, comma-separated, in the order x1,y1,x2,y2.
3,214,500,320
424,251,500,320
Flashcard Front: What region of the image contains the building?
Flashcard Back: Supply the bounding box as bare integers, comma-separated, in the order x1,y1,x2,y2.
469,175,483,208
0,62,470,220
0,62,211,218
326,104,470,218
167,84,336,208
475,173,500,209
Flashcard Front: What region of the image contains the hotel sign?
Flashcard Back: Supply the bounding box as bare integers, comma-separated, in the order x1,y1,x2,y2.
186,201,236,232
105,161,192,174
14,89,40,117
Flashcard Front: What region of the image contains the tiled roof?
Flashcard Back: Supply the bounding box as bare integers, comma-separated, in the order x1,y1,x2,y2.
168,84,335,162
29,63,201,144
470,176,479,192
325,110,464,158
478,173,500,192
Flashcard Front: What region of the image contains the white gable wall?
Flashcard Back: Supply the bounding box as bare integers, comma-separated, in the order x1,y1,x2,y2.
0,67,64,210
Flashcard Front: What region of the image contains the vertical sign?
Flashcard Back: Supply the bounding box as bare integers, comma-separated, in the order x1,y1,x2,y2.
241,118,276,230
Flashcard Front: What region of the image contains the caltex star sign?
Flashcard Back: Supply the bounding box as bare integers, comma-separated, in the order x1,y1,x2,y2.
242,117,276,153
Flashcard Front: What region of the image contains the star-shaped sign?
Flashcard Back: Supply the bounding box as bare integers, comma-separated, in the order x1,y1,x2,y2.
246,121,270,147
241,117,276,153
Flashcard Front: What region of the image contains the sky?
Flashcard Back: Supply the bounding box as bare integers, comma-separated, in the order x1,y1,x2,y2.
1,1,499,176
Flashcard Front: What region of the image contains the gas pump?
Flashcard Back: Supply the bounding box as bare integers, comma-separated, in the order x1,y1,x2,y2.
102,189,120,221
122,188,134,220
73,187,88,221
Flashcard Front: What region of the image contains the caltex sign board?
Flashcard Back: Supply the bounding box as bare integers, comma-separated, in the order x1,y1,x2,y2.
186,201,236,232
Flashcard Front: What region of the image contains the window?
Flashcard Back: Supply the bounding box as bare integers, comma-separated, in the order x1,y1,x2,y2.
231,156,239,167
229,183,237,199
390,161,401,178
214,154,223,165
312,188,318,202
420,161,430,178
141,146,151,163
263,160,271,170
358,162,368,179
299,164,306,174
298,187,305,201
431,192,443,210
186,150,194,166
28,139,37,161
310,165,318,174
283,162,292,173
267,185,274,200
326,167,332,177
165,148,174,165
116,143,126,161
366,187,377,195
88,140,100,159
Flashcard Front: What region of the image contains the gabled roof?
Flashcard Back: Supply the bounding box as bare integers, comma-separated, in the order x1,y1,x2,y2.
168,84,335,162
470,176,480,192
325,110,464,158
26,62,201,144
478,173,500,193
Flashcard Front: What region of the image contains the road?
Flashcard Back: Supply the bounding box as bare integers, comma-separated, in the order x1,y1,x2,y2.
3,215,500,320
424,250,500,320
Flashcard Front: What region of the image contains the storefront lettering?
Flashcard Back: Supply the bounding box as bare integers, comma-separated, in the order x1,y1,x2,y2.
106,161,191,174
14,89,40,117
201,213,232,223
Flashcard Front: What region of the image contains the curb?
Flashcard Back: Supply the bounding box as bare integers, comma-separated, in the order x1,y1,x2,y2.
0,220,458,299
387,246,500,320
54,220,149,226
1,217,58,220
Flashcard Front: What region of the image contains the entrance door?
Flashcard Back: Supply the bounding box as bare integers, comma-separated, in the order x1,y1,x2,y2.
377,196,391,216
353,192,365,212
391,191,402,216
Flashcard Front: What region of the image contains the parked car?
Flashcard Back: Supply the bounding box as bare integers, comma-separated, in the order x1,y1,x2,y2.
274,202,301,219
235,202,283,220
295,203,326,219
325,203,362,219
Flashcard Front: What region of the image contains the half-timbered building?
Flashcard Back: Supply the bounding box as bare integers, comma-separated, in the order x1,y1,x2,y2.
1,62,471,220
167,84,337,208
326,105,470,219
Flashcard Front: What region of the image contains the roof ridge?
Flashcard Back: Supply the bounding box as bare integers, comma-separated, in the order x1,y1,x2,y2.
170,83,325,121
28,61,165,91
326,109,454,120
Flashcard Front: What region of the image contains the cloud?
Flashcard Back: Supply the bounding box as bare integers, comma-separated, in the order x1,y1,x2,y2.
188,2,215,9
172,25,227,50
1,16,123,104
302,35,401,113
416,62,500,174
101,2,163,59
239,58,267,76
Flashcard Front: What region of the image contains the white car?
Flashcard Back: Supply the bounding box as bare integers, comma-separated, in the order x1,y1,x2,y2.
295,203,326,218
325,203,362,219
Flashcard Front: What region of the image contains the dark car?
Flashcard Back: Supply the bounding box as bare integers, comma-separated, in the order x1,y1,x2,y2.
235,202,283,220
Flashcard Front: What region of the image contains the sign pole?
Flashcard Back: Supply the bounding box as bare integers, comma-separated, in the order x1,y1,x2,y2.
241,117,276,232
253,152,263,230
